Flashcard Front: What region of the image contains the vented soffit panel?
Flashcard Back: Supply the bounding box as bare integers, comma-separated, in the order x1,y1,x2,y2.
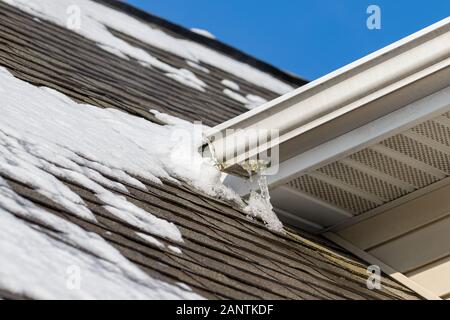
205,17,450,233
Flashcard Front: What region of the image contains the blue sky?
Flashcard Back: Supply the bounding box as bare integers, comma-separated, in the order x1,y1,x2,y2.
127,0,449,81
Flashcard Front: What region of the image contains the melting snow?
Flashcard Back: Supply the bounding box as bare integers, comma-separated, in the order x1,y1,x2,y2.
222,89,268,110
221,79,240,91
2,0,294,95
0,66,248,238
244,191,283,232
165,72,206,92
176,282,193,291
136,232,165,248
137,232,184,255
223,89,249,105
0,66,226,298
190,28,216,39
168,246,183,255
0,39,285,296
186,60,210,74
3,0,206,91
0,69,185,242
245,94,268,109
0,176,202,299
0,66,282,298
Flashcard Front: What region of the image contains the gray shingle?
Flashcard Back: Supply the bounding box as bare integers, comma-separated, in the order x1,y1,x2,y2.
0,1,420,300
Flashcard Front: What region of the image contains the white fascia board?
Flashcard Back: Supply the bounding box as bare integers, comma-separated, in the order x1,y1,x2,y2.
206,17,450,175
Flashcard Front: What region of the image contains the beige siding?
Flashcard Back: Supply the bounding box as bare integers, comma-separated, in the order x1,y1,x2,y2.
407,256,450,297
337,183,450,299
368,217,450,272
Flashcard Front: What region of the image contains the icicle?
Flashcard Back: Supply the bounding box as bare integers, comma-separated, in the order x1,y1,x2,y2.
202,133,224,171
202,141,284,232
242,160,284,233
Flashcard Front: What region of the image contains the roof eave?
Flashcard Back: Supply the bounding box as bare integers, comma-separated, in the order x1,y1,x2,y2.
206,17,450,176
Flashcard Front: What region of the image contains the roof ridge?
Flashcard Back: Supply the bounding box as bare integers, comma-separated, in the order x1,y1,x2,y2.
94,0,308,87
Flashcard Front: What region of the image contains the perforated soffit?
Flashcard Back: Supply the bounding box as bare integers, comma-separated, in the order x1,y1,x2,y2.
287,110,450,216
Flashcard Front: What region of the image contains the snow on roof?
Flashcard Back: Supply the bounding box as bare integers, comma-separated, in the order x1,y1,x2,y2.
0,176,202,299
223,89,269,110
190,28,216,39
221,79,240,91
3,0,294,95
136,232,165,248
223,88,249,105
186,60,210,73
0,64,283,297
245,94,268,109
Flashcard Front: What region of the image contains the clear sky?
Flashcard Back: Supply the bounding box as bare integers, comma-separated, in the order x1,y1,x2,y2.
127,0,450,81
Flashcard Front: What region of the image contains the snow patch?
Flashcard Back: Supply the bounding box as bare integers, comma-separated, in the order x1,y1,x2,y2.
3,0,206,92
137,232,183,255
176,282,193,291
0,176,201,299
190,28,216,39
245,94,268,109
222,89,268,110
165,73,206,92
0,67,284,298
0,67,184,242
221,79,240,91
2,0,294,95
186,60,210,74
223,89,249,105
0,66,281,230
168,246,183,255
137,232,165,248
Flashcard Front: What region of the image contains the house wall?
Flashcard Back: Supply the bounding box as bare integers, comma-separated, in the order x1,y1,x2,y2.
337,182,450,299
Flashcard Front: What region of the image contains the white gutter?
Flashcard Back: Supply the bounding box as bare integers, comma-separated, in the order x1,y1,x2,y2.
206,17,450,176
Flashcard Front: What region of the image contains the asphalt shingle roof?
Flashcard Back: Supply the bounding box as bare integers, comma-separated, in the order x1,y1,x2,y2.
0,0,420,300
